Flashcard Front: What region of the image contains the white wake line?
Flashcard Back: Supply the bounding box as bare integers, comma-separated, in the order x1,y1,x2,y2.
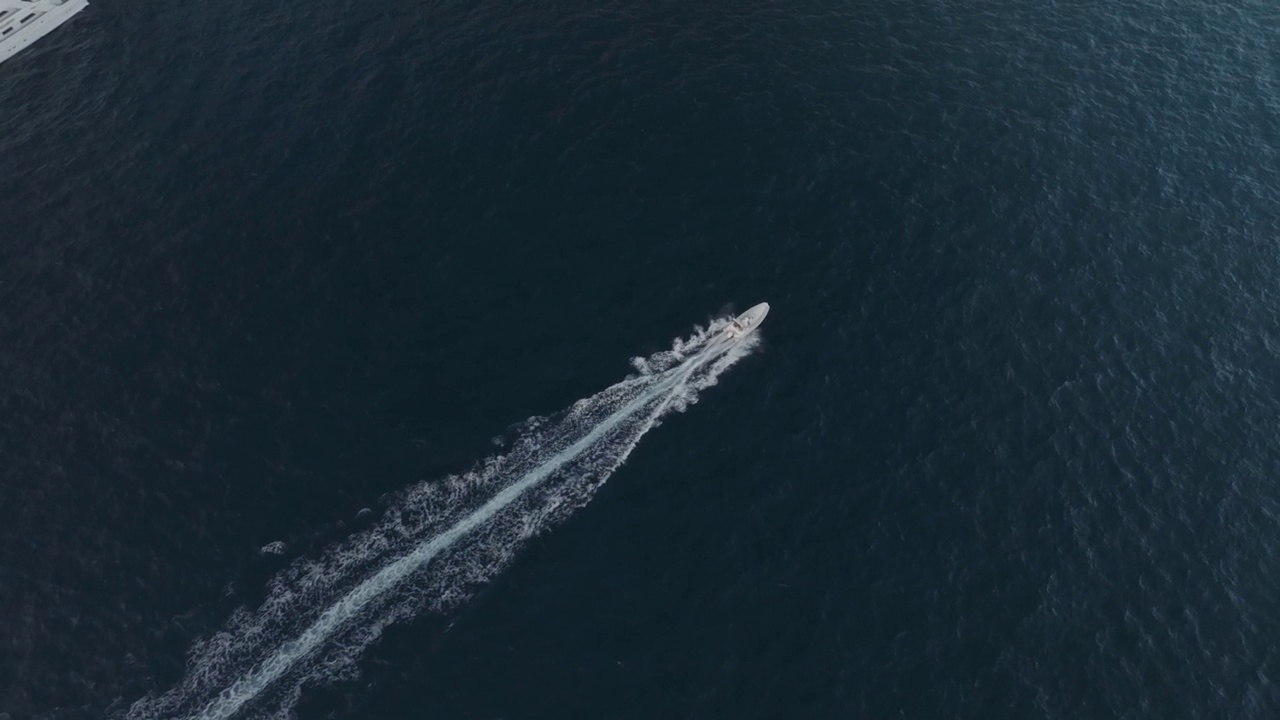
192,348,714,720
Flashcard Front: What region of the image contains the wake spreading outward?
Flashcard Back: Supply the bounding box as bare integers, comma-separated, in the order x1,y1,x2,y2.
123,305,770,720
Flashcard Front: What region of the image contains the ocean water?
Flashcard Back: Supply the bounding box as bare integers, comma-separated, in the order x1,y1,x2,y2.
1,0,1278,718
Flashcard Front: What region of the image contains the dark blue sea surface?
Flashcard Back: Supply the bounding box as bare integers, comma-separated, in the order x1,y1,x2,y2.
2,0,1278,717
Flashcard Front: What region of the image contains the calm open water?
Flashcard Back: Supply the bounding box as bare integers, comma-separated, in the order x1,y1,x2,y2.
2,0,1278,718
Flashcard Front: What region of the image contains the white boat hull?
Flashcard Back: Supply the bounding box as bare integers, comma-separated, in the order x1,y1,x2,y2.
0,0,88,66
723,302,771,341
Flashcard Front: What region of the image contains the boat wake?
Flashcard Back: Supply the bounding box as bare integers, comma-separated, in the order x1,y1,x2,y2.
123,313,762,720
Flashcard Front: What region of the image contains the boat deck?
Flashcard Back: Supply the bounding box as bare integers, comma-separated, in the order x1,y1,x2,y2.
0,0,89,65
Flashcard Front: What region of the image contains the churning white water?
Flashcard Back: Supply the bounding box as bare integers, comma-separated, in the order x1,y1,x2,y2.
125,313,762,720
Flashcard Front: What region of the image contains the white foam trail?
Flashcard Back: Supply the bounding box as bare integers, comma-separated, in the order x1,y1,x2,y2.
124,314,761,720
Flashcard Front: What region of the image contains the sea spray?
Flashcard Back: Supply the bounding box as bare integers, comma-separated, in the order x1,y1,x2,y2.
125,313,761,720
